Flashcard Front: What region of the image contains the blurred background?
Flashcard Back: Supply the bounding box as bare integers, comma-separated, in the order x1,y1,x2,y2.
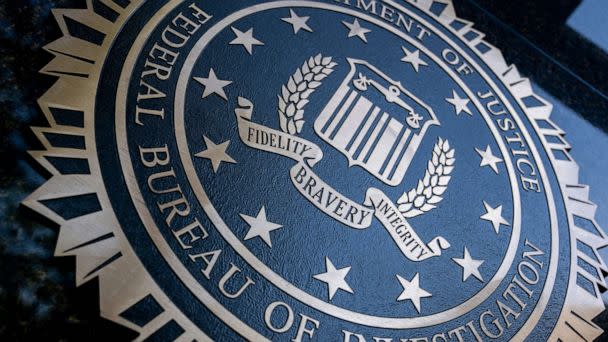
0,0,606,340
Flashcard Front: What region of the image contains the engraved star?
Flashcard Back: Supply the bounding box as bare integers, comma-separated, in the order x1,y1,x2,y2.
194,136,237,173
282,9,313,34
342,18,371,43
480,201,511,234
452,247,485,282
396,273,432,314
241,206,283,248
446,90,472,116
229,26,264,55
401,46,428,72
313,257,354,301
193,68,232,101
475,145,503,174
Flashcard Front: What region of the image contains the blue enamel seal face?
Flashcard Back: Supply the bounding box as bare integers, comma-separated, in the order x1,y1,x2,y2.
28,0,608,341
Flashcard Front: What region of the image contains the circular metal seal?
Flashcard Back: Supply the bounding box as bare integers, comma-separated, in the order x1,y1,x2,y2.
25,0,608,340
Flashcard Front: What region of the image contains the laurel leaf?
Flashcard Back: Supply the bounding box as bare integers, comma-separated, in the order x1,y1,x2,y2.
440,153,446,165
433,186,447,196
421,204,437,212
302,62,310,74
408,189,416,199
282,85,289,100
328,62,337,68
288,120,297,135
296,82,305,92
404,209,424,218
314,73,327,81
294,68,303,83
446,149,455,158
423,172,430,186
287,78,296,92
301,89,314,99
423,187,432,198
278,96,286,112
436,164,444,175
416,180,424,193
295,120,305,133
438,176,450,186
286,103,295,117
294,109,304,120
289,93,300,103
443,140,450,152
432,153,439,166
446,157,455,166
398,203,413,212
431,174,438,187
428,161,436,174
427,196,442,204
296,99,309,110
309,81,322,89
308,57,315,68
414,196,425,208
443,166,454,174
279,111,288,132
315,54,322,64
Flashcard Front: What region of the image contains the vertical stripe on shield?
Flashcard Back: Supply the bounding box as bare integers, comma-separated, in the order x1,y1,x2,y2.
316,84,351,133
332,96,373,149
323,90,358,137
356,112,389,162
348,106,380,154
382,129,411,178
366,118,403,174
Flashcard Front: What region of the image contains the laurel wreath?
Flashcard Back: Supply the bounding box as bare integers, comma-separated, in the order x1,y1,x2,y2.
278,54,337,135
397,138,455,218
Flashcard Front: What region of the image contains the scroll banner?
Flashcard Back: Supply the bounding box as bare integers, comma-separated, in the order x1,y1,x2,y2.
235,98,449,261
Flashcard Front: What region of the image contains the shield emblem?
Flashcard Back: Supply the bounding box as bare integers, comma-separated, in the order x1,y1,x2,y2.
314,59,439,186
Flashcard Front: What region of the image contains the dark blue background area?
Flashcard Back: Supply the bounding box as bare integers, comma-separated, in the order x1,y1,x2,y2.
0,0,606,341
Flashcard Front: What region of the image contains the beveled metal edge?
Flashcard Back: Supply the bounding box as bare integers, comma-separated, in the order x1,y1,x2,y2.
22,0,607,340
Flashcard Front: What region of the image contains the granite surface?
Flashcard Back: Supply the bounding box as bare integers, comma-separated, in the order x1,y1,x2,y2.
0,0,135,340
0,0,606,340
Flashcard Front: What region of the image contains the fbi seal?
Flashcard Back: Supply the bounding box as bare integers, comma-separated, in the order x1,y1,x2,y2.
26,0,607,340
